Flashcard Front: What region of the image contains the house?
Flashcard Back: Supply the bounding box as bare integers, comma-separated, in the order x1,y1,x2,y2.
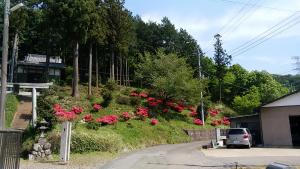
229,114,262,145
15,54,65,83
261,91,300,146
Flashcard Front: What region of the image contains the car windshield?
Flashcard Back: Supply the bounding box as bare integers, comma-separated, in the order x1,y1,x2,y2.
228,129,245,135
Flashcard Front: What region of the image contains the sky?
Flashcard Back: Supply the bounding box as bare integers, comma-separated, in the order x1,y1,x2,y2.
124,0,300,75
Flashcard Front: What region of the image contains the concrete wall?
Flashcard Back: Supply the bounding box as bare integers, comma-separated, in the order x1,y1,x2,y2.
261,106,300,146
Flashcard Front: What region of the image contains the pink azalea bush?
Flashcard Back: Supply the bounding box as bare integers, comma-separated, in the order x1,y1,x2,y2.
150,118,158,125
120,112,132,121
53,104,81,122
136,107,149,119
71,106,83,114
194,118,203,125
93,103,102,111
96,115,119,125
83,114,93,122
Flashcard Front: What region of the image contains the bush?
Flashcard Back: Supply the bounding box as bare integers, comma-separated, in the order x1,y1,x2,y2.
37,87,58,129
116,95,130,105
101,88,112,107
105,79,117,91
71,129,124,153
130,97,141,106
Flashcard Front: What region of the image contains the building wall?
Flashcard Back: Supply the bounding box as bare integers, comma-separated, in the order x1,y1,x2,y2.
261,106,300,146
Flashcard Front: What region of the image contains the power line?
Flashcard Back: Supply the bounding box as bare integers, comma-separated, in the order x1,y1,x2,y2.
214,0,296,12
229,12,300,56
203,0,258,53
221,0,262,37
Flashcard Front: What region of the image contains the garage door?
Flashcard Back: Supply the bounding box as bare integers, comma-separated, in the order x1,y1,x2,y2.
289,116,300,146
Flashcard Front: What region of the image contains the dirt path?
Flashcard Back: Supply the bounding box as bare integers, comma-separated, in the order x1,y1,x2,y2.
11,96,32,130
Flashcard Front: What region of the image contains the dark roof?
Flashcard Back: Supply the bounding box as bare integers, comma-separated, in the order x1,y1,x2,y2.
260,90,300,108
229,113,259,119
17,61,65,69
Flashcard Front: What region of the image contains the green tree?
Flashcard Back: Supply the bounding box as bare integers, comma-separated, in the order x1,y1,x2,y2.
213,34,232,102
135,50,203,105
44,0,95,97
232,86,261,115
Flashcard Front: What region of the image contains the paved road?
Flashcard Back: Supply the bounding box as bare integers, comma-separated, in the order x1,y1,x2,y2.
101,142,300,169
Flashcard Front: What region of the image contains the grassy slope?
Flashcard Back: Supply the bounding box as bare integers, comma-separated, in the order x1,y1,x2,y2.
5,94,19,128
44,85,227,153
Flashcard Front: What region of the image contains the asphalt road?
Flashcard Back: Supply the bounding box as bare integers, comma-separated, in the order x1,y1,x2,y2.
101,142,300,169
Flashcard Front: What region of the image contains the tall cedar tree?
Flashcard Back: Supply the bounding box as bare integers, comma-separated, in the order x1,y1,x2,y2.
43,0,95,97
213,34,232,102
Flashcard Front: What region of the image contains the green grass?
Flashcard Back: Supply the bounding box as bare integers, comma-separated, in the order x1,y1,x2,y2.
5,94,18,128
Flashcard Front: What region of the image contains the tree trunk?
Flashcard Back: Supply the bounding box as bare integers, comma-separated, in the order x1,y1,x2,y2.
111,50,115,80
72,42,80,98
120,55,123,86
88,43,93,96
95,48,99,88
125,58,129,86
116,54,119,84
10,32,19,82
219,79,222,102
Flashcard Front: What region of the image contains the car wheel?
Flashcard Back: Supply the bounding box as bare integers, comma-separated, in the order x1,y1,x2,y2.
247,143,251,149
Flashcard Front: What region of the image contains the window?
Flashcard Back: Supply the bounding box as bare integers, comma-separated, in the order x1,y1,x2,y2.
228,129,246,135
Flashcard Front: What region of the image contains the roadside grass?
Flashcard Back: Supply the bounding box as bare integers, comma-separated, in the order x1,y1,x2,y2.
5,94,19,128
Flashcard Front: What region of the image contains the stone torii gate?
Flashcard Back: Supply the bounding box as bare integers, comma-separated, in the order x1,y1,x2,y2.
7,82,53,126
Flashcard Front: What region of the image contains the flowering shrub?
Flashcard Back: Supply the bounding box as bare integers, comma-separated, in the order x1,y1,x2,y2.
194,118,203,125
208,108,220,117
136,107,149,120
139,92,148,98
147,97,156,102
222,117,230,125
166,101,174,107
93,103,102,111
173,105,184,112
189,111,197,117
130,91,139,97
188,106,196,112
120,112,132,121
53,104,77,122
96,115,119,125
150,118,158,125
83,114,93,122
162,109,169,113
53,104,64,112
71,106,83,114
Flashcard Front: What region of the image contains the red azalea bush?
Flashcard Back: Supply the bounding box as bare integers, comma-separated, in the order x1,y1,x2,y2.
120,112,132,121
136,107,149,119
93,103,102,111
71,106,83,114
194,118,203,125
208,108,220,117
222,117,230,125
53,104,77,122
130,91,139,97
150,118,158,125
188,106,196,112
139,92,148,98
96,115,119,125
162,109,169,113
173,105,184,112
189,111,197,117
83,114,93,122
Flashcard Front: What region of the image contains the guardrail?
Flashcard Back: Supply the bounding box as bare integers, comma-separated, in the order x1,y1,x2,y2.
184,128,228,141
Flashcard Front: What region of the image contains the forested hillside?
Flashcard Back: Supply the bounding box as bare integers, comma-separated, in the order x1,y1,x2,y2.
1,0,290,115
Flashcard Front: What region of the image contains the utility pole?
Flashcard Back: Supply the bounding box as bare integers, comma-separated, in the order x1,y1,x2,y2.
292,56,300,74
198,49,205,125
0,0,10,129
